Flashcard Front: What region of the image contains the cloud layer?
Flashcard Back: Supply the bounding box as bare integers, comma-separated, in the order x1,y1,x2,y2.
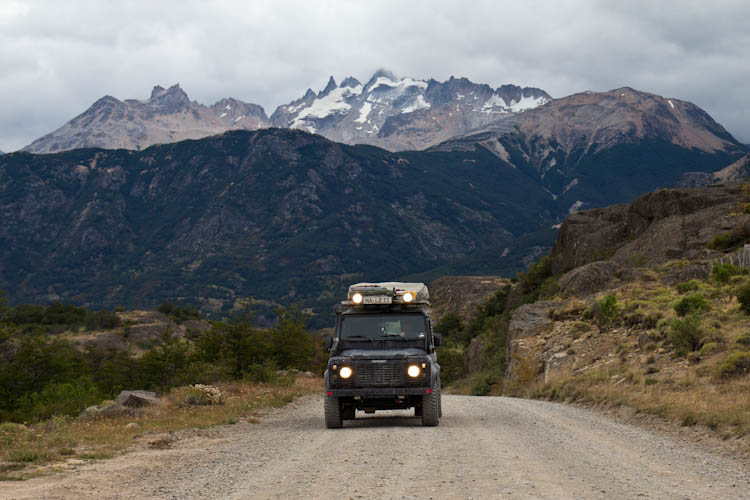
1,0,748,151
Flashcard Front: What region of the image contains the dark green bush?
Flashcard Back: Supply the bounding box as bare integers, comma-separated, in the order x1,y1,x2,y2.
593,294,620,327
674,294,709,317
157,302,202,323
712,262,748,283
436,346,465,385
85,310,121,330
669,314,705,352
736,285,750,314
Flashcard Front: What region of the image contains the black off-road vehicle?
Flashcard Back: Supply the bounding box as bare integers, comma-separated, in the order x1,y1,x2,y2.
324,282,442,428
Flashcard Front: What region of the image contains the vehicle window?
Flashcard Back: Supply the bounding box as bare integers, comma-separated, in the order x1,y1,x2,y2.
341,314,426,340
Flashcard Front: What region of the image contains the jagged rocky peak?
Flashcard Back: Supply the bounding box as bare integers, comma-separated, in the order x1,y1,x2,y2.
22,83,270,154
319,76,337,97
270,70,552,151
147,83,191,113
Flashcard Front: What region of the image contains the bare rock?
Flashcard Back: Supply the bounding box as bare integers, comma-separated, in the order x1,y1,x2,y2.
558,261,622,298
116,390,161,408
465,336,485,374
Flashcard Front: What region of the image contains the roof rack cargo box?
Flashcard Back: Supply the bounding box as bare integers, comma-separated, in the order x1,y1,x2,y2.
346,282,429,305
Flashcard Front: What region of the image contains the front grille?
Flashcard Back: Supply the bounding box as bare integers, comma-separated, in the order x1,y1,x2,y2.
353,360,404,387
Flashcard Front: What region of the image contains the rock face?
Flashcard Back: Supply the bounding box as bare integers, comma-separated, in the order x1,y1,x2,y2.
429,276,511,323
271,71,551,151
550,185,748,274
505,300,562,380
23,84,270,153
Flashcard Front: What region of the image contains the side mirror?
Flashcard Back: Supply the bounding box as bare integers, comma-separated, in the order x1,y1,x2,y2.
433,333,442,347
325,335,334,350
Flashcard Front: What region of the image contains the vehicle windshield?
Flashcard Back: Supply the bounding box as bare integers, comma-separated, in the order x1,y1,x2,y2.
340,314,427,341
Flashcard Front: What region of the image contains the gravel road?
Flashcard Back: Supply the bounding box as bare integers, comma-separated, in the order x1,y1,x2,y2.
2,395,748,500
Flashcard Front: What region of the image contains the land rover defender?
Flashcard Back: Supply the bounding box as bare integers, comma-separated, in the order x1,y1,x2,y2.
324,282,442,428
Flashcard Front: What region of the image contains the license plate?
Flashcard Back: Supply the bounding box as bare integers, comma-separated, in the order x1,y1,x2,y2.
363,295,392,304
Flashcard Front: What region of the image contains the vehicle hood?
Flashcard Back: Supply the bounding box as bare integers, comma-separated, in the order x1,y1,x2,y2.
339,348,427,359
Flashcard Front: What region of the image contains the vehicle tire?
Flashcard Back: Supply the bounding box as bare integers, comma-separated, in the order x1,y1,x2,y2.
324,395,343,428
421,386,440,427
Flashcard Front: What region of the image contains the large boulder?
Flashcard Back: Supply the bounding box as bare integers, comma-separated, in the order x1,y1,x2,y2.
558,261,622,297
115,390,161,408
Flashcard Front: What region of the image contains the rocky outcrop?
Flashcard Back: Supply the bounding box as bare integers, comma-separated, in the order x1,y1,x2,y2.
551,185,748,274
557,261,623,297
505,300,562,380
429,276,511,323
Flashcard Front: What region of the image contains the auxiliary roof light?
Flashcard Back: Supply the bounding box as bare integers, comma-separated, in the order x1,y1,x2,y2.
402,292,414,303
352,293,363,304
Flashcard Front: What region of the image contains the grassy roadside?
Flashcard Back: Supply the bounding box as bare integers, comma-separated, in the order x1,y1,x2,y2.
0,376,322,481
444,260,750,454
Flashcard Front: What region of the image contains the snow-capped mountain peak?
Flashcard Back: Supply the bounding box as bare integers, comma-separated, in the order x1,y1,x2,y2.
270,71,551,151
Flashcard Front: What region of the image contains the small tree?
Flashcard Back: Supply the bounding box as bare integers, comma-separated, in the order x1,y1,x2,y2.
736,284,750,314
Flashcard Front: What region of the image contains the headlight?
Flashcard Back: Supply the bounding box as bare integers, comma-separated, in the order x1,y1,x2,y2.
352,293,363,304
339,366,353,379
407,365,421,377
402,292,414,303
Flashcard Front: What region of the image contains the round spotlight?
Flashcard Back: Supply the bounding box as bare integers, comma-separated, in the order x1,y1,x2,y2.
407,365,421,378
402,292,414,303
339,366,353,379
352,293,363,304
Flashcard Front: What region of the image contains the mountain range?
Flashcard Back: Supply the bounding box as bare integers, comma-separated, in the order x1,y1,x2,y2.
22,72,550,154
2,81,746,322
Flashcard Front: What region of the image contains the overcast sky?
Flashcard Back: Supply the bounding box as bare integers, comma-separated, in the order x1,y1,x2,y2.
1,0,749,152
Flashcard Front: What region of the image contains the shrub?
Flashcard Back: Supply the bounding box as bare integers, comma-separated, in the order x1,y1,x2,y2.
717,351,750,378
712,262,748,283
85,310,121,330
436,346,465,385
675,280,700,294
736,332,750,347
669,314,704,352
157,302,202,323
699,342,721,356
170,384,224,406
736,285,750,314
592,294,620,327
673,294,709,317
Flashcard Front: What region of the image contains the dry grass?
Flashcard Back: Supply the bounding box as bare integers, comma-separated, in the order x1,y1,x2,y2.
0,377,321,480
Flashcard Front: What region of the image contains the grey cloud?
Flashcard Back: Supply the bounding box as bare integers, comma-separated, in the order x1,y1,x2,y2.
0,0,748,151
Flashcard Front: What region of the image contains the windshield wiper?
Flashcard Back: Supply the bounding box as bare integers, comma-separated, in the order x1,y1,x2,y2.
343,335,372,342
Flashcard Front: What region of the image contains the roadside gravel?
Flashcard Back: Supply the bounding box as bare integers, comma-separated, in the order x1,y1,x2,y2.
2,395,748,499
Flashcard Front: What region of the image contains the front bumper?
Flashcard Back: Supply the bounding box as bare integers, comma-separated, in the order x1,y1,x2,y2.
327,387,431,397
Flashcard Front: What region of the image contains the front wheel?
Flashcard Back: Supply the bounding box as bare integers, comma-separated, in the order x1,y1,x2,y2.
421,385,440,427
324,395,343,428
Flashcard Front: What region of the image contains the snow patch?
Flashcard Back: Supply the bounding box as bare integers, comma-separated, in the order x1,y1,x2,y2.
561,178,579,195
354,101,372,123
219,112,227,118
481,94,509,114
224,104,231,110
568,201,584,214
402,95,430,113
291,86,356,128
233,115,243,123
500,248,510,257
668,99,675,109
509,94,548,112
456,92,465,100
551,223,562,230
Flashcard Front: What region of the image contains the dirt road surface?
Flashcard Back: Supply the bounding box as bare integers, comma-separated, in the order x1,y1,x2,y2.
2,395,748,499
